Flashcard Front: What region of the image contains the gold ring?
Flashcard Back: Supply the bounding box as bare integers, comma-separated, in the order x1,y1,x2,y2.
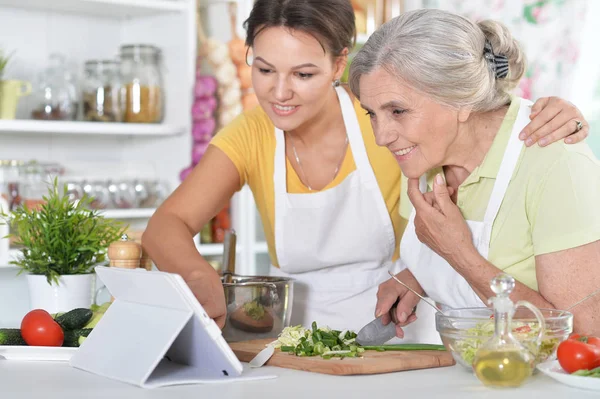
575,120,584,132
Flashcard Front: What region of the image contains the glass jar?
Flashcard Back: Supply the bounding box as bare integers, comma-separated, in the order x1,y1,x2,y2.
31,53,78,121
119,44,164,123
0,159,24,211
19,161,48,210
82,60,124,122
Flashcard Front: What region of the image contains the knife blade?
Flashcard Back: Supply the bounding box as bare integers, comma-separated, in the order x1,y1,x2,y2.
355,299,399,346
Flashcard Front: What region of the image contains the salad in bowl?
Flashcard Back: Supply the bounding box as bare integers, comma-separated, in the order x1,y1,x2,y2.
436,307,573,369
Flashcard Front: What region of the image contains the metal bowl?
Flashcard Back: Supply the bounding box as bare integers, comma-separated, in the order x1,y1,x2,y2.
221,274,294,343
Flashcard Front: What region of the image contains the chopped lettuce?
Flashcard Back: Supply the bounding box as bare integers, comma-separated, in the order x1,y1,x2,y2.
270,325,311,349
454,320,560,366
269,322,362,359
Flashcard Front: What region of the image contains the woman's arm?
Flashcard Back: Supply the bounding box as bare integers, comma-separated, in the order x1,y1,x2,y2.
449,240,600,336
142,145,241,328
536,241,600,335
521,96,589,146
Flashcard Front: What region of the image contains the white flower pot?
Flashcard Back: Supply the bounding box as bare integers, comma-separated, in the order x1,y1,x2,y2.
26,274,96,314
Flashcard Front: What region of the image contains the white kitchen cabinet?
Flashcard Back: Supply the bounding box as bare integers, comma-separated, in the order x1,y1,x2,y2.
0,0,269,283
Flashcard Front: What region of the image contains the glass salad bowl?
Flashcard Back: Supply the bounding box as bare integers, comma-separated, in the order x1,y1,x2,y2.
436,307,573,370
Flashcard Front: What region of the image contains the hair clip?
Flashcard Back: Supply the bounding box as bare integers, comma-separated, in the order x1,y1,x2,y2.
484,39,509,79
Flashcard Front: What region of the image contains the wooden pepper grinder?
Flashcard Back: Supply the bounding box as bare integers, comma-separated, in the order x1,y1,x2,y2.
108,234,142,269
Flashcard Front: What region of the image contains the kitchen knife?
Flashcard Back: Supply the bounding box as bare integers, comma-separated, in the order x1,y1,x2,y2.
355,299,399,346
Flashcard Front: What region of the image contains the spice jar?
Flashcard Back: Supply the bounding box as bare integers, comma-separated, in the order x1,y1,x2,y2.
119,44,164,123
82,60,123,122
31,53,78,121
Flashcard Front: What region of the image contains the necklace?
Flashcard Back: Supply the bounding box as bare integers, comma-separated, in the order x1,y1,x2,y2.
288,132,349,191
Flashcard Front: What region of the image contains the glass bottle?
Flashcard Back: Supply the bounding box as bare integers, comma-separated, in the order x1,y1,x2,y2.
472,273,546,388
119,44,164,123
82,60,123,122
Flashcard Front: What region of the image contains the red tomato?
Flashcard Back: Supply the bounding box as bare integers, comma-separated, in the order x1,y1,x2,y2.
514,325,532,334
20,309,64,347
557,334,600,374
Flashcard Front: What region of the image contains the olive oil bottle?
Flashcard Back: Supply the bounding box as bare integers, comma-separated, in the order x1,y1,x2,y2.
472,274,546,388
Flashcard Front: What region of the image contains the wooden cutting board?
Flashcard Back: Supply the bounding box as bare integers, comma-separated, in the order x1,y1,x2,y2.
229,339,456,376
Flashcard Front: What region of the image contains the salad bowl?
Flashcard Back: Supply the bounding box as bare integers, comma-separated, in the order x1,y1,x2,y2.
435,307,573,370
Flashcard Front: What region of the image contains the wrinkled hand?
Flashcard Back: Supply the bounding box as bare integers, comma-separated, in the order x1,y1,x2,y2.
520,96,589,147
185,268,227,329
407,175,475,266
375,269,422,338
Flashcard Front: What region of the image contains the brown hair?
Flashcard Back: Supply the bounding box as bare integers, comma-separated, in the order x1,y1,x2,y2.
243,0,356,56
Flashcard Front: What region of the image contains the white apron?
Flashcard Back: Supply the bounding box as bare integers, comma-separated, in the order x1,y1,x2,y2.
269,86,438,342
401,99,531,321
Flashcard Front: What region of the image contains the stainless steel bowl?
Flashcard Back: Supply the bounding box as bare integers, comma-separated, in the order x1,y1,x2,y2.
221,274,294,343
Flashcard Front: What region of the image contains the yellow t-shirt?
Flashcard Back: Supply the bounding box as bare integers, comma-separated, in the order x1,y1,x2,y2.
400,97,600,290
210,100,406,267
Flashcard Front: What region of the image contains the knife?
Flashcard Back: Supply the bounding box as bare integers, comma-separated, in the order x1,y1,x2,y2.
355,299,400,346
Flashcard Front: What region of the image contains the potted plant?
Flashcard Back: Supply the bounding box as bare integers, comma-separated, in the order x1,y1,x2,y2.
0,178,127,313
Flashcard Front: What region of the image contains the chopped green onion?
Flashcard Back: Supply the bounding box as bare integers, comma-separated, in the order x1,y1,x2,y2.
361,344,447,351
271,321,446,359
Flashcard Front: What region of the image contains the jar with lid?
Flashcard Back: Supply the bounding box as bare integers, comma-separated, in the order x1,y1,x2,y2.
82,60,124,122
19,161,48,210
0,160,24,211
119,44,164,123
31,53,78,121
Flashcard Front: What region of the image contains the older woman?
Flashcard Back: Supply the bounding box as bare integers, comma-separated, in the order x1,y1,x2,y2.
349,9,600,338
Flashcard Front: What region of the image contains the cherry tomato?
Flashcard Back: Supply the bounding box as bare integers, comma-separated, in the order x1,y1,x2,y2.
20,309,64,347
557,334,600,374
515,325,532,334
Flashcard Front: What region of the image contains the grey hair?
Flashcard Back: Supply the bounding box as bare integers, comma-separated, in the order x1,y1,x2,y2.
348,9,526,112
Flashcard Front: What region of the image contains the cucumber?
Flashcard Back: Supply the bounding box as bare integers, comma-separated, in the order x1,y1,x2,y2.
63,328,93,347
55,308,93,330
0,329,26,346
84,302,111,329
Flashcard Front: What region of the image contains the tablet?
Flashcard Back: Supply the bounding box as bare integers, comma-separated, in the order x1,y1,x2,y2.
70,266,251,388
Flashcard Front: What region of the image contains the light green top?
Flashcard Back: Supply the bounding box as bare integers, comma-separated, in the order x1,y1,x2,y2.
400,97,600,291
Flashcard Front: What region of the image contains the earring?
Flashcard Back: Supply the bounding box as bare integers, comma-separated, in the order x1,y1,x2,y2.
332,79,341,87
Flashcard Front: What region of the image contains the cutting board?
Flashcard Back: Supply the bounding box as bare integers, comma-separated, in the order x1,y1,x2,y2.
229,339,456,376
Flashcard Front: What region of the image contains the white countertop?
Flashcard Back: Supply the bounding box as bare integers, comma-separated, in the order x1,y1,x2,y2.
0,360,597,399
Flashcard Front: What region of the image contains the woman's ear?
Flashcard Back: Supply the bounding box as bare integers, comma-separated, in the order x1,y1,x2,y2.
333,47,350,81
458,107,472,123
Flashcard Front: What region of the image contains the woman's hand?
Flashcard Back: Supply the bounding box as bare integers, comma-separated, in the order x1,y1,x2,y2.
407,175,476,266
185,268,227,329
375,269,422,338
520,96,589,147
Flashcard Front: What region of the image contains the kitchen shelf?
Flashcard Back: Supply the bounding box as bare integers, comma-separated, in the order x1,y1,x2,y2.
194,242,268,257
99,208,156,219
0,0,188,18
3,244,230,267
0,120,184,137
